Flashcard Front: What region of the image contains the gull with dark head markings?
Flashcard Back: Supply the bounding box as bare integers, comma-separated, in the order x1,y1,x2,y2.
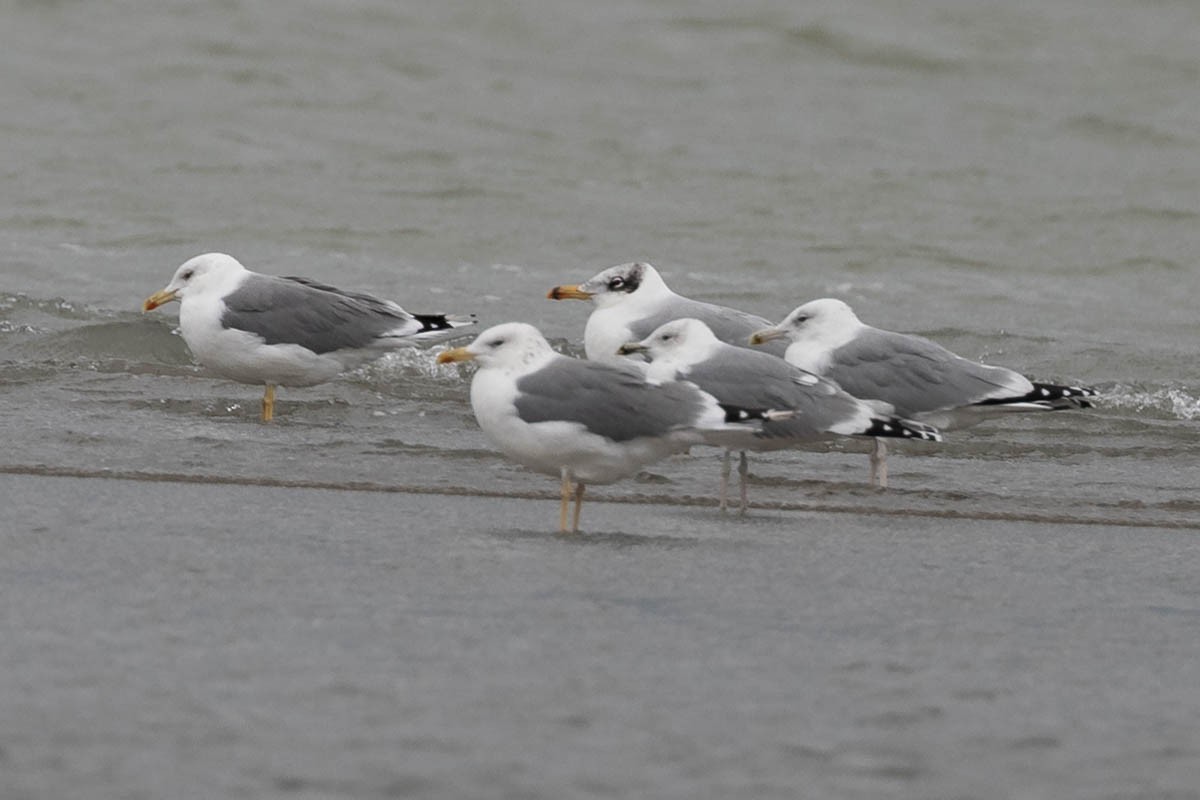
547,262,790,363
437,322,771,532
143,252,475,421
620,318,942,511
751,298,1097,487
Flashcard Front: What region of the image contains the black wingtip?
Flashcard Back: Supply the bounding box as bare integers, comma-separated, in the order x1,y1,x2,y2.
861,417,942,442
976,382,1099,410
718,404,792,424
1031,382,1098,400
720,404,760,424
413,312,478,332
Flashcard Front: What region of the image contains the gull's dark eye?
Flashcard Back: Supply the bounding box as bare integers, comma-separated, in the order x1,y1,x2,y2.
607,277,625,290
489,338,505,348
793,315,809,326
181,269,194,281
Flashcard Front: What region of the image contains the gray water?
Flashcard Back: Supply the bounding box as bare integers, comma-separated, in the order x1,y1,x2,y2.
2,0,1199,797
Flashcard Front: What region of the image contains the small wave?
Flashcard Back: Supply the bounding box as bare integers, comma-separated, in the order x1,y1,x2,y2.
0,320,42,335
0,292,98,321
8,317,191,365
1064,114,1185,147
784,23,960,73
1106,208,1200,225
355,335,582,398
1104,384,1200,421
671,15,784,34
354,347,459,383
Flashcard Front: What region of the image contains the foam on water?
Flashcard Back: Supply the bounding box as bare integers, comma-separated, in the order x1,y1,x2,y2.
1104,383,1200,421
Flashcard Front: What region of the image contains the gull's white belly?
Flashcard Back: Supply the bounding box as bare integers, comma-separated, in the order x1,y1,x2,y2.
469,370,689,483
179,303,345,386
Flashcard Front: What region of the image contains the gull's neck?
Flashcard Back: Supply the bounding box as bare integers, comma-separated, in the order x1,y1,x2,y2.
784,316,864,373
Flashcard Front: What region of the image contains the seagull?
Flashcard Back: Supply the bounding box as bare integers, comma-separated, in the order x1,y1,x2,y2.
547,261,790,363
142,252,475,421
436,322,771,532
751,298,1097,487
619,318,942,511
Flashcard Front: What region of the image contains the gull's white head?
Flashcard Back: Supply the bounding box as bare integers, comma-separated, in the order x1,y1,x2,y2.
437,322,555,371
547,262,670,310
143,253,249,311
750,298,863,348
618,318,721,367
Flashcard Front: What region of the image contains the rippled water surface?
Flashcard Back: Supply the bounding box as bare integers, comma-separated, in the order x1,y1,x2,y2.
2,1,1199,797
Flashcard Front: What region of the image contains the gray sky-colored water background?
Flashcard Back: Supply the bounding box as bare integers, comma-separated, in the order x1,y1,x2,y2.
2,1,1199,798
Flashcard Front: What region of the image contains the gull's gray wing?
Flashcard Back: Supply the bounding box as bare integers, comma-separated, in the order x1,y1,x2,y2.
679,344,870,439
824,328,1029,417
515,358,708,443
628,297,790,357
220,274,420,354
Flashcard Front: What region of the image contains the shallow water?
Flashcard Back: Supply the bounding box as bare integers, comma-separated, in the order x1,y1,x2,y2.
2,0,1199,797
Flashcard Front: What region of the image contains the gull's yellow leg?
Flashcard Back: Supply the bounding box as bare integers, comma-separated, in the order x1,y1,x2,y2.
571,482,586,533
559,467,571,532
262,384,276,422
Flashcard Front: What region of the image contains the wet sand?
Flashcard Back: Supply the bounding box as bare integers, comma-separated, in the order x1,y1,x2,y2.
3,472,1199,799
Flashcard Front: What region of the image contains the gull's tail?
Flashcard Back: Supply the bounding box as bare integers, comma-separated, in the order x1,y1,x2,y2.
860,417,942,442
411,313,478,338
719,404,795,424
695,403,795,449
972,382,1097,412
413,312,477,332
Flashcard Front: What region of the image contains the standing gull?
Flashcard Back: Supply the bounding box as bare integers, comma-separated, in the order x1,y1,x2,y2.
437,322,769,532
143,252,475,421
619,319,941,511
751,298,1097,487
547,262,790,362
